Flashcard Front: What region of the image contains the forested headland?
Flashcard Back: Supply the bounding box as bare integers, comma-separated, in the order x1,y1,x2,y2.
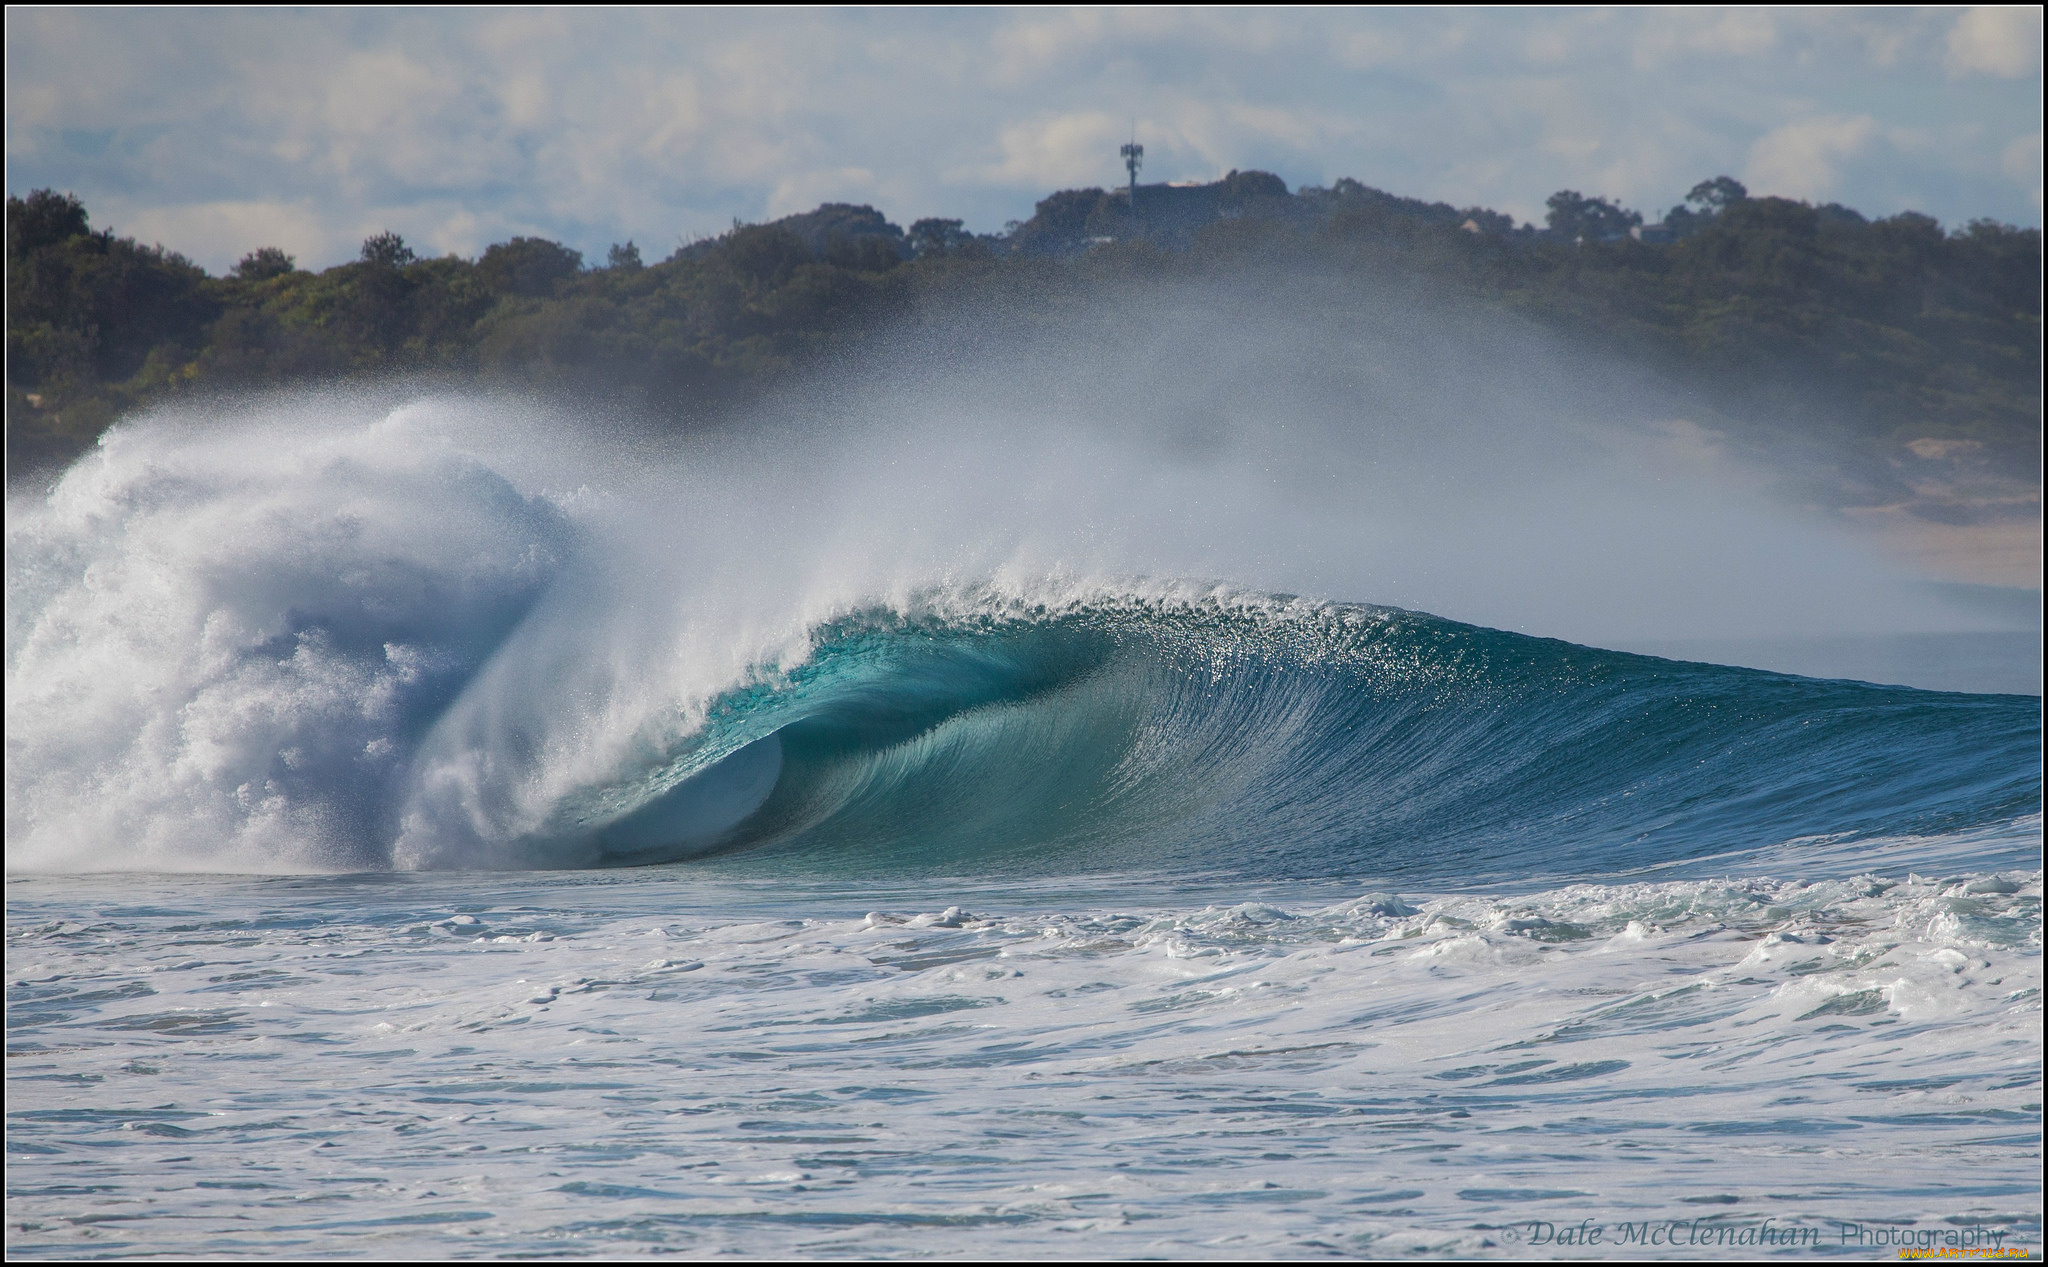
6,172,2040,520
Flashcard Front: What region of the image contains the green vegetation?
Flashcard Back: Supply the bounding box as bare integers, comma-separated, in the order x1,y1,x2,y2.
6,176,2040,496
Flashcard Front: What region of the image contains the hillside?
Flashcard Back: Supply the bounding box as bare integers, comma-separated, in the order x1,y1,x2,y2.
6,174,2040,536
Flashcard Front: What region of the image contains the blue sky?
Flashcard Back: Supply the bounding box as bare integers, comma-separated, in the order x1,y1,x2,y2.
6,6,2042,273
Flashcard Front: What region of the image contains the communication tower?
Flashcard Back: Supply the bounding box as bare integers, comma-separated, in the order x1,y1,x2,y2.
1121,138,1144,232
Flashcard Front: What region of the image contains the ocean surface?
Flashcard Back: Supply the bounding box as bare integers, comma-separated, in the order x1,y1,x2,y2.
6,402,2043,1258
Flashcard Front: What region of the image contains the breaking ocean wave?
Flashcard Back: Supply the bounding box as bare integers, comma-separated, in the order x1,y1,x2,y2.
5,403,2036,880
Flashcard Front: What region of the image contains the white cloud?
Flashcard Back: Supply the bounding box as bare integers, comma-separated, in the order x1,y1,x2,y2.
1631,8,1779,68
1686,9,1778,57
638,74,708,162
1524,28,1576,68
422,207,491,261
1861,26,1907,69
1946,7,2044,78
1745,115,1880,202
968,112,1126,189
1510,78,1610,165
986,8,1238,85
1219,101,1340,153
988,9,1116,82
1331,27,1405,71
315,50,473,188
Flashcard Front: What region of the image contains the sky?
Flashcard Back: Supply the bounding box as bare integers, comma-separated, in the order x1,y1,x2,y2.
5,6,2042,274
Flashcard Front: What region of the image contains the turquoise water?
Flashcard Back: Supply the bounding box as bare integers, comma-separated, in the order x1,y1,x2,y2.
558,599,2040,879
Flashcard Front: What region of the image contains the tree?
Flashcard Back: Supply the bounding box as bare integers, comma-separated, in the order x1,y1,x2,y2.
1545,190,1642,241
232,247,296,281
607,241,643,270
710,224,811,292
1010,188,1108,255
360,231,416,268
1219,170,1290,206
820,234,903,271
910,217,968,257
6,189,93,260
770,204,906,257
6,194,214,407
1686,177,1748,213
478,237,583,297
1660,176,1753,238
1458,208,1516,236
1545,191,1589,238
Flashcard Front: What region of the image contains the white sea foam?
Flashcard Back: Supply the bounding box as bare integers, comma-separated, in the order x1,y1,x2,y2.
6,864,2039,1258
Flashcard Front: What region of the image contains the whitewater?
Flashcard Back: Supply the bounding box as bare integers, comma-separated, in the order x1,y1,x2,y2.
6,284,2042,1257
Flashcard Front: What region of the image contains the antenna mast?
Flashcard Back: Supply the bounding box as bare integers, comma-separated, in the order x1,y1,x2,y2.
1120,134,1144,235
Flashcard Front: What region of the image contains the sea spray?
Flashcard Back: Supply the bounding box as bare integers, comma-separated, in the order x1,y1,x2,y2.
7,395,2038,875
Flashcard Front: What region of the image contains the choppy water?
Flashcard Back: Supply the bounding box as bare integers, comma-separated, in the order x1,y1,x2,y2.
7,849,2041,1258
7,400,2042,1257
